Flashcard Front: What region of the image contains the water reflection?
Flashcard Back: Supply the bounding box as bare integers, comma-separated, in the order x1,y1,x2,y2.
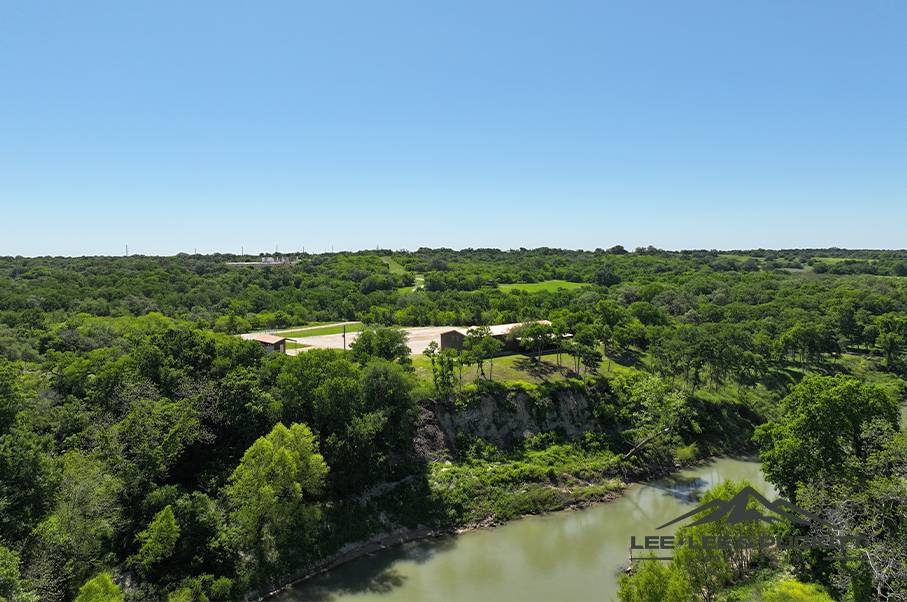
648,474,709,504
279,538,456,601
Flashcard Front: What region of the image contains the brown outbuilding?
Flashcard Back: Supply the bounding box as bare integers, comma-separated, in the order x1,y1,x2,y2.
251,334,288,354
439,320,554,353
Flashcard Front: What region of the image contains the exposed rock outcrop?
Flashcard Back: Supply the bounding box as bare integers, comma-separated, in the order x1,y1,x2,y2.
429,388,600,450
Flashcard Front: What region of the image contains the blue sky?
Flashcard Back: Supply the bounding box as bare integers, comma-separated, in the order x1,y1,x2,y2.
2,1,905,256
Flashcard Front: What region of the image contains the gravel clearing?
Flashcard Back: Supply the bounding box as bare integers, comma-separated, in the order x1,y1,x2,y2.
287,326,456,355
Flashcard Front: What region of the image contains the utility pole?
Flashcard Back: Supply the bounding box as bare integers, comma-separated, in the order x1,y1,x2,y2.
126,244,129,256
343,324,346,350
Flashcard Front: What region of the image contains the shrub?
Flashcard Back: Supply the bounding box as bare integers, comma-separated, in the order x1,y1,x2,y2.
675,443,699,463
761,580,835,602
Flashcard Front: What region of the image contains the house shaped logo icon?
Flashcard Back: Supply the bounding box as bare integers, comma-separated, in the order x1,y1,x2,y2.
628,486,865,563
655,486,832,530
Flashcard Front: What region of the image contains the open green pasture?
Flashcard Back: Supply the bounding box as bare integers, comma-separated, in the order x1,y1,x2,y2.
278,323,363,338
811,257,854,263
497,280,588,293
718,254,763,262
381,256,406,274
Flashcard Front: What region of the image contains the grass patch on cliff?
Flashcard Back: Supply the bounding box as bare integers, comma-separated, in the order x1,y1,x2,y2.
410,352,581,385
411,349,646,387
422,434,623,525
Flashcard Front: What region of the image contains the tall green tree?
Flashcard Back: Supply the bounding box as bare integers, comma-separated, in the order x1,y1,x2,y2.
52,452,122,582
0,429,57,541
876,331,904,371
422,341,440,388
0,359,21,435
621,376,690,462
0,545,39,602
436,348,458,396
463,327,492,380
226,423,328,564
73,572,122,602
754,374,899,502
349,326,412,367
128,505,180,574
359,359,419,447
102,396,202,487
508,322,555,374
463,327,505,381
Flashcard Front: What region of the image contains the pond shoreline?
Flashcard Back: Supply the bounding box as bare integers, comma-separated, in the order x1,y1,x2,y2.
250,448,758,601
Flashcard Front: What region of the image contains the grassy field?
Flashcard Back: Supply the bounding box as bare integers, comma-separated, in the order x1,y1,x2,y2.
397,275,424,293
408,353,566,384
811,257,855,263
384,256,424,292
410,348,646,385
240,321,336,335
275,321,337,330
498,280,588,293
285,341,311,350
279,323,363,338
410,352,573,384
718,254,763,262
381,256,406,274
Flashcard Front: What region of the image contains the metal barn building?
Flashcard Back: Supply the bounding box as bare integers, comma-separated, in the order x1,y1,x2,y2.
439,321,553,353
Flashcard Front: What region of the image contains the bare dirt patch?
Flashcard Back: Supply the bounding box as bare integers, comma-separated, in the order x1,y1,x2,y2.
288,326,455,355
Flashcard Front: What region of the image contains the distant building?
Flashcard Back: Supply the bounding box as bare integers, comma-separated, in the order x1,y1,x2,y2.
439,320,555,353
251,334,288,354
226,256,300,269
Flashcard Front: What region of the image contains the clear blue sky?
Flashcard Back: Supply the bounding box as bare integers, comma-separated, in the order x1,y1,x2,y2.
2,1,905,256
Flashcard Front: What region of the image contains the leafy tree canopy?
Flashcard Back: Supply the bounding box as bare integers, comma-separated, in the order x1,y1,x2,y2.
754,374,899,501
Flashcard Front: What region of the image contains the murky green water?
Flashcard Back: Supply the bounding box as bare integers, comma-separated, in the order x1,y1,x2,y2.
273,455,774,602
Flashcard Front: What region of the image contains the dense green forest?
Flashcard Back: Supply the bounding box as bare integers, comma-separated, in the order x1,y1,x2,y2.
0,247,905,601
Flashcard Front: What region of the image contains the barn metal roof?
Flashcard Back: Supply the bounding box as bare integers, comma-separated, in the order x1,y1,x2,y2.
443,320,552,337
252,334,288,344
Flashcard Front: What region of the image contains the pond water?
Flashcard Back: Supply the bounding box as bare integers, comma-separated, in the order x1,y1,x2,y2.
273,455,774,602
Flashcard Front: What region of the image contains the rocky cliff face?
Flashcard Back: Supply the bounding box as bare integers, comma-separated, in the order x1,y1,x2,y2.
427,388,600,451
